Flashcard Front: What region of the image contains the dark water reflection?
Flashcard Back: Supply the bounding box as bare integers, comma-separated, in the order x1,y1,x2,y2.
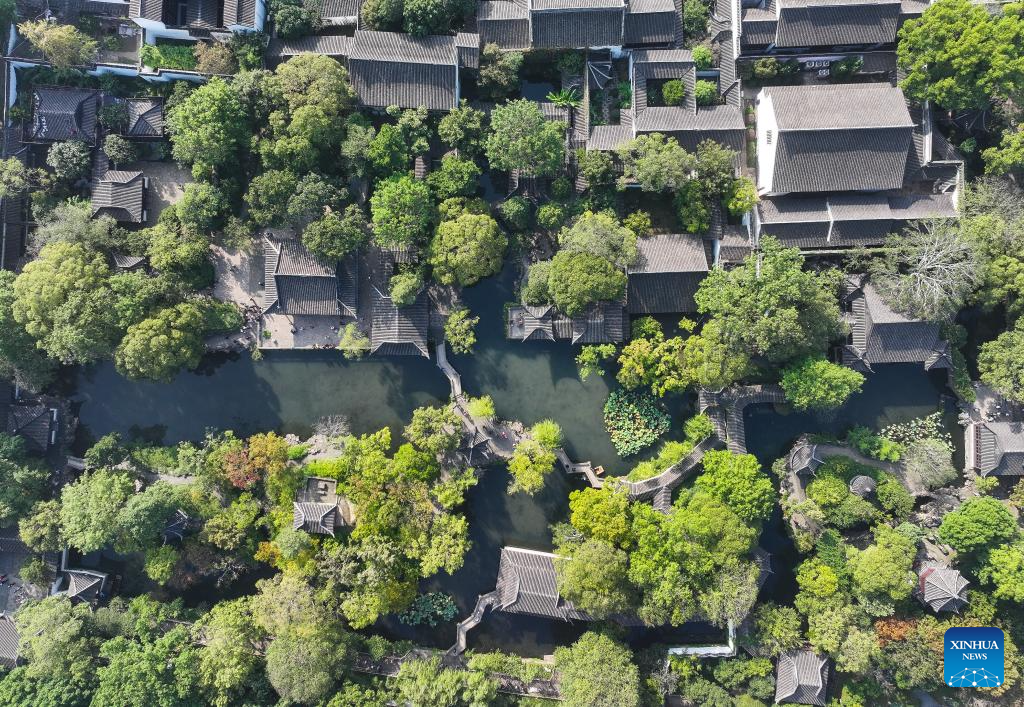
70,263,955,655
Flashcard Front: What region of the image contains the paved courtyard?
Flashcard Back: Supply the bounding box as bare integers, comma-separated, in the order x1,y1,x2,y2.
260,313,343,349
143,160,192,226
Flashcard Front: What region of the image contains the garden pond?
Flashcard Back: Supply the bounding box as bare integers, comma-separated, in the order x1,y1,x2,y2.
68,264,958,656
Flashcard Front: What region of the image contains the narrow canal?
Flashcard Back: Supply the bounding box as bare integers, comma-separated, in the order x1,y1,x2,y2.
69,264,956,656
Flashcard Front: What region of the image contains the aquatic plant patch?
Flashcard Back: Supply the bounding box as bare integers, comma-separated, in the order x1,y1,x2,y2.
603,389,671,457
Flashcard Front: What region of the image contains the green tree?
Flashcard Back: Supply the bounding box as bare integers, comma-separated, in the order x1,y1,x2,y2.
523,260,552,304
849,524,916,607
427,155,481,200
902,437,958,489
195,600,262,707
273,3,315,39
695,450,774,525
18,20,97,68
567,486,632,546
662,79,685,106
478,43,523,101
547,251,627,317
0,270,56,390
576,149,616,190
744,603,803,658
266,623,347,704
984,125,1024,175
46,140,91,182
616,133,694,192
287,174,348,230
507,437,557,494
559,211,638,268
616,322,687,397
554,632,641,707
394,655,498,707
146,223,213,289
60,469,135,553
166,78,248,179
303,205,371,262
576,343,617,380
429,213,506,286
0,157,44,201
370,176,434,247
694,80,718,106
274,53,355,117
438,101,487,156
103,134,138,166
897,0,1024,111
15,596,97,684
93,628,201,706
679,320,751,390
979,321,1024,402
405,405,462,456
695,237,842,364
556,540,635,618
30,199,123,255
780,356,865,411
339,322,371,359
939,496,1018,555
19,499,64,553
0,435,47,527
485,99,565,177
404,0,449,35
115,303,205,382
245,169,299,227
178,182,227,232
980,542,1024,602
444,307,479,354
114,482,182,553
390,271,424,306
13,241,118,364
361,0,402,30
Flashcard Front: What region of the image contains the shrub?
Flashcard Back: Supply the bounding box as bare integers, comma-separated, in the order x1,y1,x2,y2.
537,202,568,231
500,196,532,231
102,134,137,166
623,210,652,239
603,389,671,456
287,444,309,461
692,45,713,70
752,57,778,80
390,271,423,306
847,426,903,462
194,40,237,75
556,51,584,75
806,475,877,529
683,413,714,444
140,41,198,70
466,395,496,420
662,79,685,106
627,440,692,481
876,475,914,520
694,80,718,106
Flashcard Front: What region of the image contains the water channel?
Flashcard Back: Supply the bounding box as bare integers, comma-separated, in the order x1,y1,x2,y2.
69,264,955,656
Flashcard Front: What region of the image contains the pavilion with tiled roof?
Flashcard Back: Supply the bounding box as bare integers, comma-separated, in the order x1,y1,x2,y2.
775,649,829,706
916,565,969,613
262,237,342,318
293,476,355,535
92,171,147,224
966,420,1024,477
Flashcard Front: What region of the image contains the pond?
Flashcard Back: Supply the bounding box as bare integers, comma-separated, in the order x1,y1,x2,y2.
69,264,956,656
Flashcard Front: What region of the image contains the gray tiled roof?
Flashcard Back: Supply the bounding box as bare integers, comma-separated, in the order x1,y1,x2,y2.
7,403,54,454
30,87,99,143
128,0,162,20
125,97,164,137
918,567,968,612
223,0,259,26
975,421,1024,477
267,34,352,58
843,281,949,370
65,569,106,603
634,105,745,132
369,285,429,357
624,3,676,44
92,170,145,223
495,547,592,620
531,5,624,48
768,84,913,131
774,0,900,48
187,0,220,28
765,85,913,194
293,502,337,534
587,124,632,151
478,0,531,49
776,650,829,706
627,234,709,314
348,31,466,110
320,0,361,17
0,618,17,670
263,238,341,317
